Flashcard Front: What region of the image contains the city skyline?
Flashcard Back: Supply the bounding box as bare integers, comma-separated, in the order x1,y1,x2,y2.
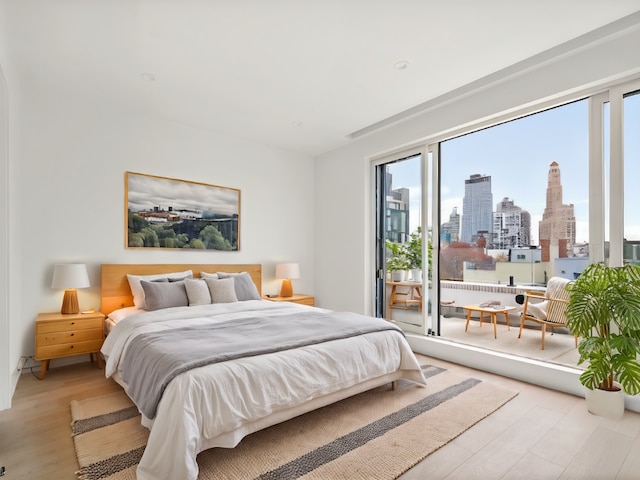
387,93,640,247
441,99,589,246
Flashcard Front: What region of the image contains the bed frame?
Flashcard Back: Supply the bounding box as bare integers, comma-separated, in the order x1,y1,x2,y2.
100,263,262,315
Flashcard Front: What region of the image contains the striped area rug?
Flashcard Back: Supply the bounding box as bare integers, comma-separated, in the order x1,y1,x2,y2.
70,366,517,480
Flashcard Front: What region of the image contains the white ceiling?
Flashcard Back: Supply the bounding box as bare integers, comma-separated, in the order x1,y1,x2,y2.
5,1,640,156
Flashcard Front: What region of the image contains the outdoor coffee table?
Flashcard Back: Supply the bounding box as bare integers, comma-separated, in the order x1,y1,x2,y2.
462,304,516,339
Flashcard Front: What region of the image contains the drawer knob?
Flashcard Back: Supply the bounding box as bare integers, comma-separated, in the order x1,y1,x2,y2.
71,322,75,325
70,345,74,349
70,333,75,336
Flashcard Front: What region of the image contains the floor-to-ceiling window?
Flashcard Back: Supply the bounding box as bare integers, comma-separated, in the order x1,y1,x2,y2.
436,100,589,364
370,77,640,368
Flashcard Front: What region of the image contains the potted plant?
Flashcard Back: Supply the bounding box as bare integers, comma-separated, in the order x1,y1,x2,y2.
385,239,410,282
406,227,423,282
565,262,640,419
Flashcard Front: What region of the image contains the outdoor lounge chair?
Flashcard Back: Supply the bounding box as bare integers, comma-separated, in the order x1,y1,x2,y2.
518,276,578,350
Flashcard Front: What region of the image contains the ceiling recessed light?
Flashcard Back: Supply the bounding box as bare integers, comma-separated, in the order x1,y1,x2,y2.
292,120,304,127
394,61,409,70
141,72,156,82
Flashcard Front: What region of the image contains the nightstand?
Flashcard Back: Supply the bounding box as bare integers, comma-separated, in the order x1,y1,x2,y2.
34,311,105,380
263,294,315,306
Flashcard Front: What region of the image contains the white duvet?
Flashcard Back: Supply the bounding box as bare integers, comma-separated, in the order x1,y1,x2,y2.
101,300,426,480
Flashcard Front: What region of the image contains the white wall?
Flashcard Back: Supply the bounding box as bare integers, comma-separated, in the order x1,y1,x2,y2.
0,3,23,410
8,84,315,391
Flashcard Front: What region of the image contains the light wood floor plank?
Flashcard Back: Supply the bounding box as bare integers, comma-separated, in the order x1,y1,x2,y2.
558,427,633,480
503,452,565,480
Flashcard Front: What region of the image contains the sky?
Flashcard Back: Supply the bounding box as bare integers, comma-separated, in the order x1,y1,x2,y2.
388,92,640,246
127,172,239,216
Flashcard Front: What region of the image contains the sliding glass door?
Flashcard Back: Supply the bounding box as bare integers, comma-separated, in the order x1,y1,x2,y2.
374,151,427,333
623,88,640,265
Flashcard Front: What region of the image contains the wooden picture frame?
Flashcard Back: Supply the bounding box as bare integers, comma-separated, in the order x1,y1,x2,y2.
125,171,240,251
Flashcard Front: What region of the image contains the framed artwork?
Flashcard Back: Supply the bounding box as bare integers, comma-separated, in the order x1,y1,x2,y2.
125,171,240,251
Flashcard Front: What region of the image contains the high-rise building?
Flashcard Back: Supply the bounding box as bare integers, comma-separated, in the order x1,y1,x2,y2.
539,161,576,261
461,174,493,245
441,206,460,243
493,197,531,248
385,173,410,243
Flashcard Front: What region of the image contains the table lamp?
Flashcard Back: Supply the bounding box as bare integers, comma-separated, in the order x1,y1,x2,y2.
51,263,90,314
275,263,300,297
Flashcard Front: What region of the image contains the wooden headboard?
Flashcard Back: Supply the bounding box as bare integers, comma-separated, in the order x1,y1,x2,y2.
101,263,262,315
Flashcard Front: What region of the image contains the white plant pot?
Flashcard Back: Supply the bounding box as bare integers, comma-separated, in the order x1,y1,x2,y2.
585,384,625,420
410,268,423,283
391,270,405,282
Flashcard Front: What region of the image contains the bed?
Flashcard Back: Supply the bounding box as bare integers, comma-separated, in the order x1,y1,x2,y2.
100,263,427,480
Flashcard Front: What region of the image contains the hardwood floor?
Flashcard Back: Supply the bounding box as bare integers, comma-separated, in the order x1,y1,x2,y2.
0,362,121,480
1,357,639,479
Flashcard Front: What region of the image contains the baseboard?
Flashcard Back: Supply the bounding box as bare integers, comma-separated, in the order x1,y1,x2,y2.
6,357,26,409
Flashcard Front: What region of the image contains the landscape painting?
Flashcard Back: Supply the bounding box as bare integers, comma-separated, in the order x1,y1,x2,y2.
126,171,240,251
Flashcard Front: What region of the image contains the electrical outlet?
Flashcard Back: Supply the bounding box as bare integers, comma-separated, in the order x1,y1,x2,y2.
17,356,27,372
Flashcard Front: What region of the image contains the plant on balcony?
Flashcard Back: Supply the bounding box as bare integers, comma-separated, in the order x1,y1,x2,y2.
405,227,423,270
385,239,410,281
565,263,640,417
405,227,431,282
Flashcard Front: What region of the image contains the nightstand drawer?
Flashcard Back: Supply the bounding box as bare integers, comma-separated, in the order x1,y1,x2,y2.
294,297,315,306
36,317,103,334
35,339,103,360
37,328,102,346
263,294,315,306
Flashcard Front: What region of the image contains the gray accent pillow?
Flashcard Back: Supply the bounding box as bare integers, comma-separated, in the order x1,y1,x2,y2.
204,277,238,304
184,278,212,306
140,280,189,311
127,270,193,308
217,272,261,301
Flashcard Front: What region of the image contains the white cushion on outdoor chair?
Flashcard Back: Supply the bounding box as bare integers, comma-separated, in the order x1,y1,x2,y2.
525,301,548,320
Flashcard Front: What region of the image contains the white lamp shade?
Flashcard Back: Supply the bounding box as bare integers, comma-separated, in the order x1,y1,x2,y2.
51,264,90,289
275,263,300,280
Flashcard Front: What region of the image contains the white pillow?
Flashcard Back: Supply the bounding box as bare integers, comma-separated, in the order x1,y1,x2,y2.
200,271,218,279
127,270,193,308
204,277,238,304
107,306,143,323
185,278,212,306
526,301,548,320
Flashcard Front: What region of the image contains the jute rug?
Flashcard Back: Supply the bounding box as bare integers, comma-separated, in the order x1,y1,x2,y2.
70,366,517,480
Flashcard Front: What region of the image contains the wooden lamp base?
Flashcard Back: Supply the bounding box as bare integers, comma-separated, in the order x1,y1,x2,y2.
61,289,80,314
279,279,293,297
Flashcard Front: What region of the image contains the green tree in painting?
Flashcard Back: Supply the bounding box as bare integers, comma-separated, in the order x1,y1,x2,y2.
175,233,189,248
128,211,148,233
162,238,176,248
128,232,145,247
199,225,233,251
140,227,160,248
189,238,205,249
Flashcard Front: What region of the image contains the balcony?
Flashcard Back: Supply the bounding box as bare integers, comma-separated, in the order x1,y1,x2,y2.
387,280,580,369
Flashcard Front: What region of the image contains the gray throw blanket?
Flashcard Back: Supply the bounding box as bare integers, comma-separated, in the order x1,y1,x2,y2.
121,310,403,419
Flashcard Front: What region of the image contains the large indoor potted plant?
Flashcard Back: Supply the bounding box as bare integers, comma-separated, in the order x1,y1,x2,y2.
565,262,640,419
